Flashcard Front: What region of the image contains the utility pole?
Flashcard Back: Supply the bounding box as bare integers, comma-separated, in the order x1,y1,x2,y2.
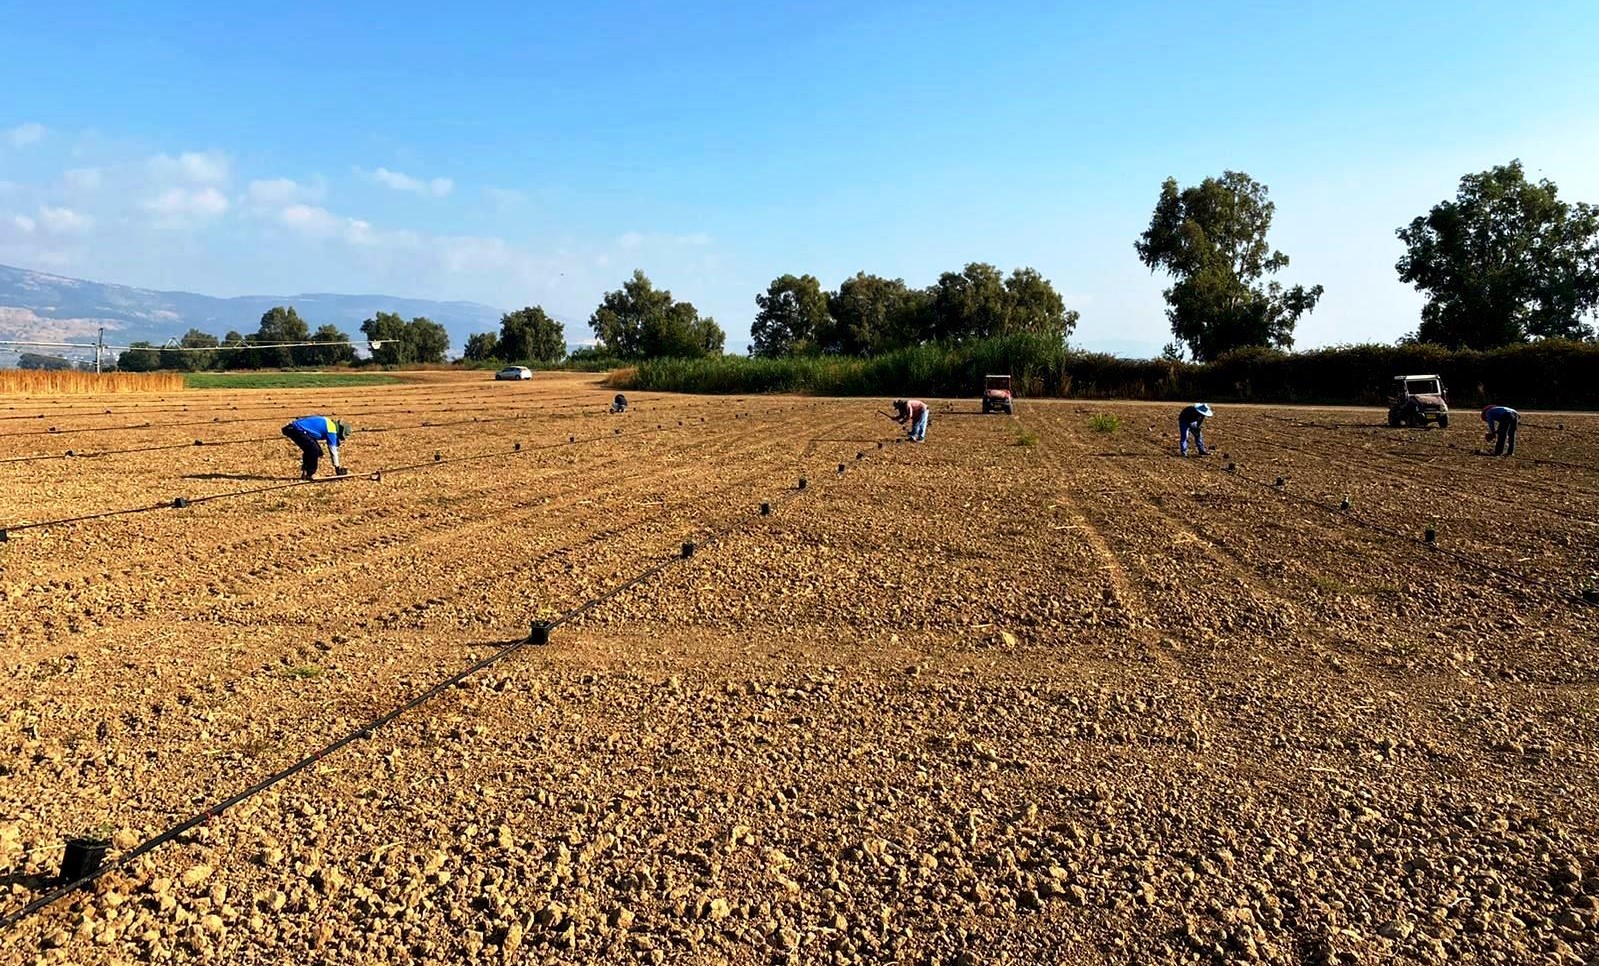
95,327,104,374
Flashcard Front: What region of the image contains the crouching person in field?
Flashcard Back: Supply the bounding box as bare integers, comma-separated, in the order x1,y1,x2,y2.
1178,403,1212,456
1482,405,1520,457
611,393,628,413
282,415,349,480
893,399,930,442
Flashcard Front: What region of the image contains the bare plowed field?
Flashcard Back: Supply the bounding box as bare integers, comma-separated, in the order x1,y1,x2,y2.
2,373,1596,965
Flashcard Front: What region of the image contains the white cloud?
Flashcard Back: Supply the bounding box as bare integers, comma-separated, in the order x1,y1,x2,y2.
483,186,527,209
5,122,46,147
276,204,417,249
147,150,230,185
63,167,103,191
278,203,342,236
142,186,230,223
363,166,454,198
9,214,36,234
246,177,325,208
38,206,94,234
616,230,713,249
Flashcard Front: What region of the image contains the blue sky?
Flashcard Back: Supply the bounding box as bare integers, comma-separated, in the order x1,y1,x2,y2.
2,0,1597,355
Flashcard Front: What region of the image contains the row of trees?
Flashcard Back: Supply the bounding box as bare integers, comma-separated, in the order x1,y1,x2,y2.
1140,161,1598,360
463,271,725,364
751,264,1078,358
116,307,450,371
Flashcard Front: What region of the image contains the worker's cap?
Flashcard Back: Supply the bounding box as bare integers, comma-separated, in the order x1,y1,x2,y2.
1481,406,1493,418
336,421,353,438
893,399,908,409
1194,403,1213,418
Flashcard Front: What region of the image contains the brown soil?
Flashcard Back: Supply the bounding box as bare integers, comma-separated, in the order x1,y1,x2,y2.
1,373,1596,965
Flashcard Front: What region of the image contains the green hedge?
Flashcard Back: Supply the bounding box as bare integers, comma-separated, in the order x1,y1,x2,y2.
611,336,1599,409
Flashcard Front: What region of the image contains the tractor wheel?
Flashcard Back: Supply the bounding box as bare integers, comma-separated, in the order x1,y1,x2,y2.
1408,410,1424,428
1388,410,1403,428
1437,413,1449,429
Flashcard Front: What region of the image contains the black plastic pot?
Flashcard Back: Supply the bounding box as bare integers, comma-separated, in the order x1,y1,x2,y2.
1425,528,1437,544
760,503,771,516
60,837,109,883
681,541,696,559
528,622,552,646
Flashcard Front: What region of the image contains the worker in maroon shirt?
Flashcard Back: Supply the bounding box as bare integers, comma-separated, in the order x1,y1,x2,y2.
893,399,929,442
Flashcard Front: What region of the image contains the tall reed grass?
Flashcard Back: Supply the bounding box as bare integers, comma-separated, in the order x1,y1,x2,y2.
607,336,1599,409
0,370,186,394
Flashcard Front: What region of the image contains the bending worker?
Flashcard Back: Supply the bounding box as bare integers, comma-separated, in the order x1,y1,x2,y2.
281,415,349,480
1178,403,1213,457
611,393,628,414
893,399,930,443
1482,405,1520,457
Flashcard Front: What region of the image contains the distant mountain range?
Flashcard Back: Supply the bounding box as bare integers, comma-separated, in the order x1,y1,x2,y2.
0,263,509,362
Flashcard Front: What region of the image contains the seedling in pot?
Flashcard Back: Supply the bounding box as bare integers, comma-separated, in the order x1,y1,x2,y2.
681,541,696,559
172,497,190,509
760,502,771,516
797,478,807,490
60,836,110,883
528,622,552,646
434,452,442,462
1424,528,1437,544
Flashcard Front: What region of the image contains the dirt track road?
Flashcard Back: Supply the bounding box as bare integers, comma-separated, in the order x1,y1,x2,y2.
2,373,1596,964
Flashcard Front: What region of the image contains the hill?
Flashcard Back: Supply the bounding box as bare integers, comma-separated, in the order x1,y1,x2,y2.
0,263,505,362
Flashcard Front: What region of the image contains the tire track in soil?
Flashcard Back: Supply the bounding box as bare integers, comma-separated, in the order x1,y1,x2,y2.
8,408,858,718
1030,408,1337,676
1112,417,1597,680
5,417,782,644
252,412,850,630
1224,419,1599,533
0,396,793,591
0,411,874,841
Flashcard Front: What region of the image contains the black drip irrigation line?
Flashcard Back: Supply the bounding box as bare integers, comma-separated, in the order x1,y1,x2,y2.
1255,412,1599,475
0,399,612,440
0,433,876,931
0,420,691,538
1129,428,1599,612
0,410,585,465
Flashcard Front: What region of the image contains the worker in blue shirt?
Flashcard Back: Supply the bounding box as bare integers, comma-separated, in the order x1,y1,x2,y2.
1178,403,1213,456
281,415,349,480
1482,405,1520,457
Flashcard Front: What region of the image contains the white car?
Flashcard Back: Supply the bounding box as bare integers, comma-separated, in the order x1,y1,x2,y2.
494,366,533,381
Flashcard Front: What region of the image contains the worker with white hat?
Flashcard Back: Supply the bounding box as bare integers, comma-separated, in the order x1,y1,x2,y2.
1178,403,1213,457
